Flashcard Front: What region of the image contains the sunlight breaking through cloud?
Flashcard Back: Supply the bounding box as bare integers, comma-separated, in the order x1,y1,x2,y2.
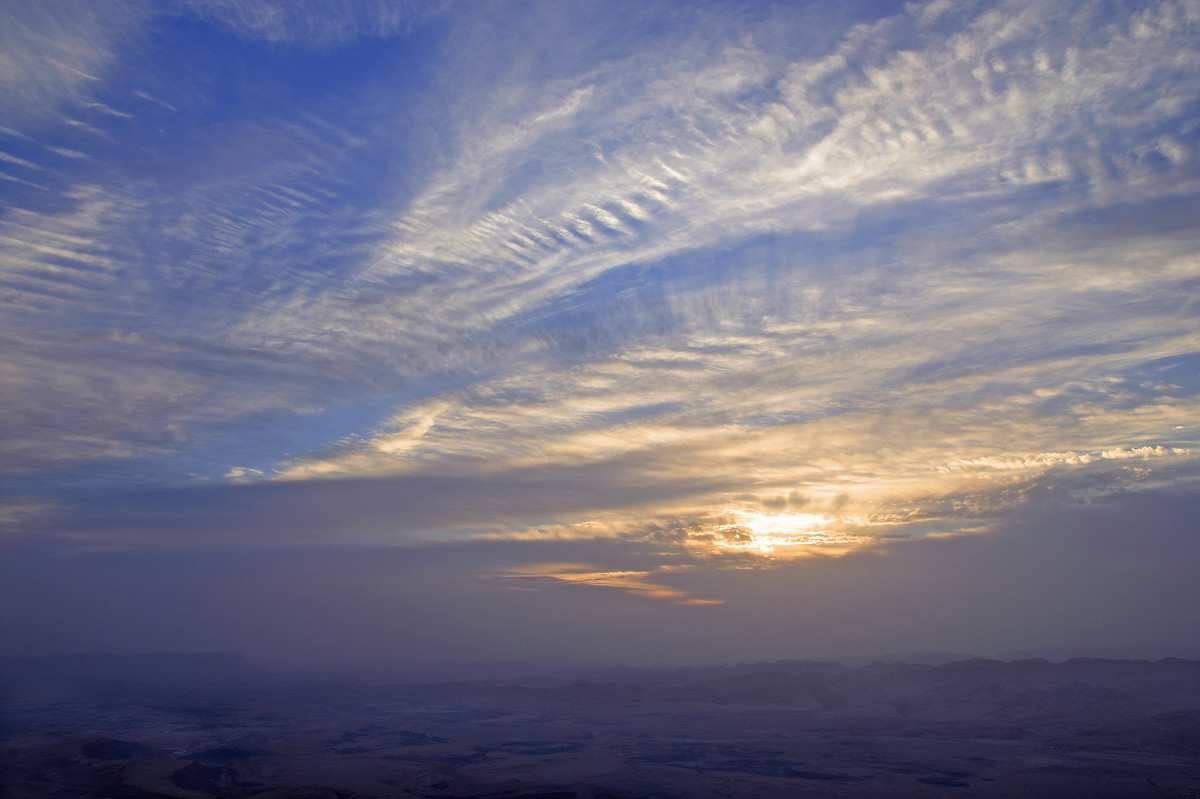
709,509,868,557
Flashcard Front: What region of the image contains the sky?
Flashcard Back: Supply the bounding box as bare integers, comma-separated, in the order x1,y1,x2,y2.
2,0,1199,665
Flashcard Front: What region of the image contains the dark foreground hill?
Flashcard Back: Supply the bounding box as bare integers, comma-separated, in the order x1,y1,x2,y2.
3,653,1199,797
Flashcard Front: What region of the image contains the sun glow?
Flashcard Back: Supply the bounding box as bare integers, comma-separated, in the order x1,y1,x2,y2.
712,508,866,555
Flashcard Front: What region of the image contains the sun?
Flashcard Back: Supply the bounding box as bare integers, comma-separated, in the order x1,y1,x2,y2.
711,508,866,555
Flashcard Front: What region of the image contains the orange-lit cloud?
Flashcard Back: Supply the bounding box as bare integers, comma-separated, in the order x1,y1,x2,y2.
491,562,723,605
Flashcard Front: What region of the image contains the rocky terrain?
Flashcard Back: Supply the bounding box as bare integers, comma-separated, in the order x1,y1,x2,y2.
3,654,1199,797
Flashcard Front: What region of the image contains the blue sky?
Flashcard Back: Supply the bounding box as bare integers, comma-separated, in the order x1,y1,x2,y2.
2,0,1199,663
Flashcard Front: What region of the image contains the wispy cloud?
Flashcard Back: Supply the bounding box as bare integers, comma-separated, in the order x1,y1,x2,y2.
492,562,722,604
177,0,446,47
2,0,1198,572
0,1,147,127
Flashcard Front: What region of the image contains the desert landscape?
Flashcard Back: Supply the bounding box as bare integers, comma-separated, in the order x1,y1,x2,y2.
3,653,1199,798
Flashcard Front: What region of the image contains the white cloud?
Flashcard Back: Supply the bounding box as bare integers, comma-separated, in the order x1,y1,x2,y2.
224,466,265,481
233,0,1200,371
0,1,148,126
176,0,445,46
943,446,1191,472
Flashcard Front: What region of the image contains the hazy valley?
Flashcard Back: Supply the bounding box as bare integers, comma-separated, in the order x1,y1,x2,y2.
3,652,1200,798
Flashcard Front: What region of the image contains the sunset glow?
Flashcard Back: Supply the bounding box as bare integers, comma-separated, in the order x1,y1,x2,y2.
710,509,865,556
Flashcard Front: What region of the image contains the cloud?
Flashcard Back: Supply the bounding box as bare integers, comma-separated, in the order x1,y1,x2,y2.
0,496,60,533
1,0,1198,576
13,460,728,553
492,562,722,605
0,1,148,127
224,466,264,482
176,0,446,47
943,446,1192,472
324,0,1200,347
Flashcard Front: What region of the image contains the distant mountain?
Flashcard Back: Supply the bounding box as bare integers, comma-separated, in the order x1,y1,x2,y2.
994,644,1200,662
0,651,259,685
798,646,1200,667
806,650,982,667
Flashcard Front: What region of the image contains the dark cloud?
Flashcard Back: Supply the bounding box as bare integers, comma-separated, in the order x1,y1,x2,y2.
15,461,724,550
